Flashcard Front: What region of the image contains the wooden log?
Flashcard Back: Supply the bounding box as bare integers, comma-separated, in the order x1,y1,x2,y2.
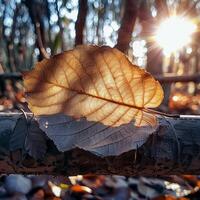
1,73,200,83
155,73,200,83
0,113,200,175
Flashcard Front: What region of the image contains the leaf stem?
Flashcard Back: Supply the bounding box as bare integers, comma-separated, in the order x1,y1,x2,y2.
144,108,180,118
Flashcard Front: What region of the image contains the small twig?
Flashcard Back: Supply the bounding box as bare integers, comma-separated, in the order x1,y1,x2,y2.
0,112,33,116
35,22,50,59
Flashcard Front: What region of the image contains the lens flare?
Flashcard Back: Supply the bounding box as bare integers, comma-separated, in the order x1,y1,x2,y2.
155,16,196,55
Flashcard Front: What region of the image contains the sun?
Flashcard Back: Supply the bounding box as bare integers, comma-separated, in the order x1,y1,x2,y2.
155,16,196,55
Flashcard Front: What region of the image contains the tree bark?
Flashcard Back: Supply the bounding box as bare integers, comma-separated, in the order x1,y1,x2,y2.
75,0,88,46
115,0,140,54
1,113,200,175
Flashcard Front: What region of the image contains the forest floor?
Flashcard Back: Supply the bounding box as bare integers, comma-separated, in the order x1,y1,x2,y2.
0,174,200,199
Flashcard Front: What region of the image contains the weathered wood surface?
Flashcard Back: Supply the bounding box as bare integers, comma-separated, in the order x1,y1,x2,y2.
0,113,200,175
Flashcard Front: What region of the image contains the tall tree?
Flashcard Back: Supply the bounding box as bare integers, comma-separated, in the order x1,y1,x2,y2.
75,0,88,46
115,0,140,54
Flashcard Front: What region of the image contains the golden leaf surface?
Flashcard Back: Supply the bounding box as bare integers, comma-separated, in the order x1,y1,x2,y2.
24,45,163,127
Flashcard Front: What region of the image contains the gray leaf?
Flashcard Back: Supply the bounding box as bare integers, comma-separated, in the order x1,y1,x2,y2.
9,115,47,159
37,114,156,156
25,119,47,160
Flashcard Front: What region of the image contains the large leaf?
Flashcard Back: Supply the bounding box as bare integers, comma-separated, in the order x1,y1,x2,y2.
37,114,156,156
24,45,163,127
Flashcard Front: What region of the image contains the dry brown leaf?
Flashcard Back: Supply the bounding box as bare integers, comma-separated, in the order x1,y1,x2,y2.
23,45,163,127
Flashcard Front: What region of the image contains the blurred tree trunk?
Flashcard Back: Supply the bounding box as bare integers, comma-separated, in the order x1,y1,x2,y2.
139,0,169,76
146,44,163,75
96,0,108,45
75,0,88,46
115,0,140,54
139,1,160,75
24,0,48,60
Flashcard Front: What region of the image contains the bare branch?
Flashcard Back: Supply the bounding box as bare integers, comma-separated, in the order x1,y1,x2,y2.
75,0,88,46
35,22,50,59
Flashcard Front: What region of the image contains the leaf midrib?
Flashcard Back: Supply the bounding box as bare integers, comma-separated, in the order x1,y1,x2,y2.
43,78,145,111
